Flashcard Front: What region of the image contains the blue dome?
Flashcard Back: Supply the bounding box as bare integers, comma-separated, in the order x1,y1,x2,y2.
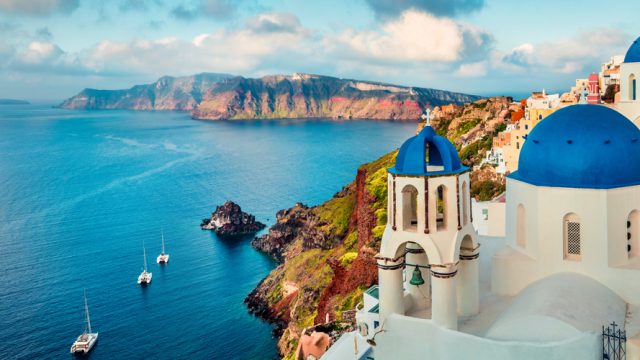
509,105,640,189
625,36,640,63
389,125,468,176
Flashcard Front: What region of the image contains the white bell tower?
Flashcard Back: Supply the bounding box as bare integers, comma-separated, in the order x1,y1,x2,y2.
376,109,479,330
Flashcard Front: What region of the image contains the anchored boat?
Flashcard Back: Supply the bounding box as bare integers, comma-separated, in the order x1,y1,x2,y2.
70,289,98,354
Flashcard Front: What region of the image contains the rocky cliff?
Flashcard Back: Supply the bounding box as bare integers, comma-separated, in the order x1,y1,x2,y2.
245,152,393,358
201,201,265,236
59,73,481,120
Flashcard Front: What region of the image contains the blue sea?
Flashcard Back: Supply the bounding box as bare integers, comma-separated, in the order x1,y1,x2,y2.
0,104,416,360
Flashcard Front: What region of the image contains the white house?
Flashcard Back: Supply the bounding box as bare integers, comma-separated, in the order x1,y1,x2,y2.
617,36,640,125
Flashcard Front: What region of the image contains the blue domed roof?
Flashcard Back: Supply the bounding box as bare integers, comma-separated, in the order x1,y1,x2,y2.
389,125,468,176
509,105,640,189
625,36,640,63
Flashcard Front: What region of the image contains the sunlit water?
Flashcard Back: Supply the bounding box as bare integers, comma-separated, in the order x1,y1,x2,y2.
0,104,416,359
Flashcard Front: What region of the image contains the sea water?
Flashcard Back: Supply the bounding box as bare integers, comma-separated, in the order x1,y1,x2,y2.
0,104,416,359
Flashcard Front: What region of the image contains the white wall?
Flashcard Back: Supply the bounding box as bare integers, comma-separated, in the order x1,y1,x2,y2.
493,178,640,304
375,314,600,360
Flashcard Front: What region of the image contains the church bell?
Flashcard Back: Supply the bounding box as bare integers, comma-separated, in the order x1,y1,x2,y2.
409,266,425,286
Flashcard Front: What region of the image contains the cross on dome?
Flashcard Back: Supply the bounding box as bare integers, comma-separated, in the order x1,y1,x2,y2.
421,107,435,126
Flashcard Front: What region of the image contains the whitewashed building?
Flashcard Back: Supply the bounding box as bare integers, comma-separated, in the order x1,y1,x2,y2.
617,36,640,125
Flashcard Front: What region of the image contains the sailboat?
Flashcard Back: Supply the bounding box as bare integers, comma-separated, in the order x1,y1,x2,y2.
70,289,99,354
137,241,153,285
156,229,170,264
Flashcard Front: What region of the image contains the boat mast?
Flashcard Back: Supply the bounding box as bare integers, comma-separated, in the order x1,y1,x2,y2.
161,228,165,254
143,240,148,272
84,289,92,334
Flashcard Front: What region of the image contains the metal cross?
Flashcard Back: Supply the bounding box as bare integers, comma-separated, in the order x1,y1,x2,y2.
421,108,434,126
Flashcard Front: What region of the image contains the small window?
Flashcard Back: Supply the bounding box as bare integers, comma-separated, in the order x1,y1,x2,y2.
628,211,639,259
525,124,529,130
482,209,488,220
436,185,447,231
462,181,468,226
374,320,380,329
516,142,520,149
564,213,581,261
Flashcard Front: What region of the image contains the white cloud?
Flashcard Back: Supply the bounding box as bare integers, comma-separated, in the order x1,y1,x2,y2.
0,0,79,16
495,29,629,75
84,12,310,76
330,10,491,63
455,61,487,77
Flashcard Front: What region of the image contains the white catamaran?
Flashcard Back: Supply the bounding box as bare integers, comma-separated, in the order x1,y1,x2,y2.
70,289,99,354
138,241,153,285
156,230,170,264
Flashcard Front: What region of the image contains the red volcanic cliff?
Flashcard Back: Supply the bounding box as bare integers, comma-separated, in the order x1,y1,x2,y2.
60,73,480,120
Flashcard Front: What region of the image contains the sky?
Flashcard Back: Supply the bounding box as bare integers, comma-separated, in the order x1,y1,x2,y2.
0,0,639,100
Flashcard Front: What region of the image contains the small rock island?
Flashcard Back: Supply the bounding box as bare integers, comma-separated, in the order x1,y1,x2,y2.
201,201,266,236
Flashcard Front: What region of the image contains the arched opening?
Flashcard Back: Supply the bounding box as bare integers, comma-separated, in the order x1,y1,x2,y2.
402,242,431,319
436,185,447,231
402,185,418,231
462,182,468,226
628,210,639,259
630,74,637,101
517,204,525,248
563,213,581,261
424,139,444,172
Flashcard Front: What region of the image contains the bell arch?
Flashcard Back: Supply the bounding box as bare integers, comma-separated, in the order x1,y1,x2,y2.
401,185,419,231
403,242,431,319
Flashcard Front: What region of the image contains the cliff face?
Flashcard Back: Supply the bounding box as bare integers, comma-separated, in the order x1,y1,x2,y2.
58,73,234,110
245,152,394,358
60,73,481,120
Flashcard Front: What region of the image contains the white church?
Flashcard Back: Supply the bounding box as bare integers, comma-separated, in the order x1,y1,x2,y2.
322,38,640,360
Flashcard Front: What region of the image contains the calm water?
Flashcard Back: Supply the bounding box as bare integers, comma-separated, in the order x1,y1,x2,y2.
0,104,415,360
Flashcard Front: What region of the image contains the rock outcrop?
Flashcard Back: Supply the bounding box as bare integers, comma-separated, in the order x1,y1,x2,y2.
201,201,265,236
59,73,481,120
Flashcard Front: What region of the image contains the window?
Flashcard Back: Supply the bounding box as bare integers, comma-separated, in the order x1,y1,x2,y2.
630,74,637,101
482,209,488,220
564,213,581,261
525,124,529,130
516,142,520,149
374,320,380,329
462,181,468,225
628,210,639,259
402,185,418,231
436,185,447,231
517,204,525,248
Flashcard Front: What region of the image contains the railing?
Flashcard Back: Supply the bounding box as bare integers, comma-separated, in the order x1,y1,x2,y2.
603,322,626,360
